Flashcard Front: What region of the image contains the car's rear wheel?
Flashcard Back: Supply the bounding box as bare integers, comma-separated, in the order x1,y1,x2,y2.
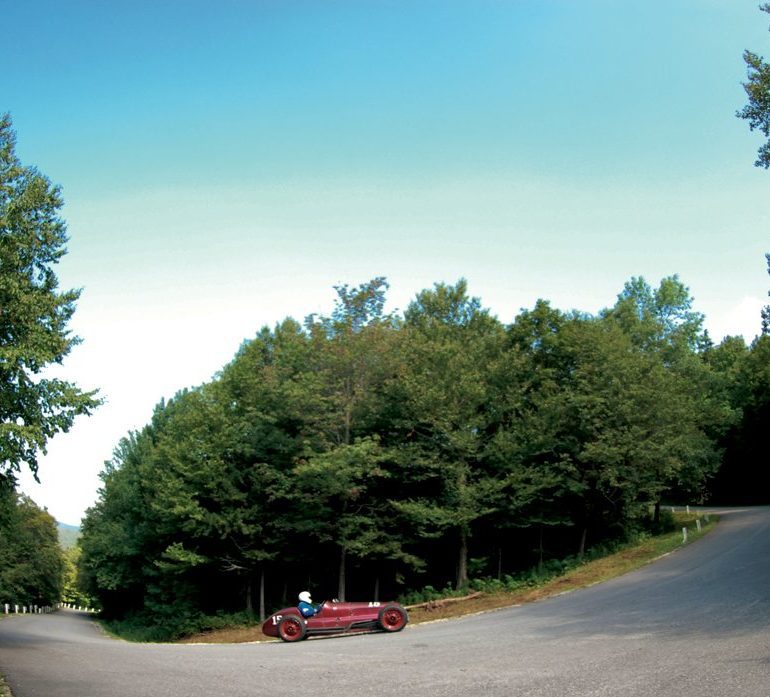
378,604,408,633
278,615,307,642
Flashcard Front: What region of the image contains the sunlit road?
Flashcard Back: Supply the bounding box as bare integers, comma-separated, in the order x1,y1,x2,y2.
1,507,769,697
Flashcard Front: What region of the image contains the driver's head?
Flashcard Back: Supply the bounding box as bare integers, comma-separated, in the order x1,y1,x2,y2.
298,591,312,604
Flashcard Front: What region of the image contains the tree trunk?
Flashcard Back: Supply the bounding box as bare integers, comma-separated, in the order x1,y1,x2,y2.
456,527,469,590
343,406,351,446
259,566,266,622
537,526,545,573
373,574,380,602
338,546,347,601
245,577,253,617
653,501,661,526
578,526,588,559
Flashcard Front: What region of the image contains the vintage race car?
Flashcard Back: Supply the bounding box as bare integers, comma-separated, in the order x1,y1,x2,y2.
262,600,409,642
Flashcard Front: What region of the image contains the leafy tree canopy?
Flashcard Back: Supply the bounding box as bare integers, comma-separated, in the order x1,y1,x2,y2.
762,253,770,335
737,4,770,168
0,114,100,483
0,486,64,606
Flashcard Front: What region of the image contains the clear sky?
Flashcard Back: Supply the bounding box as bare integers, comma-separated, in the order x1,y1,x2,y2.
6,1,770,525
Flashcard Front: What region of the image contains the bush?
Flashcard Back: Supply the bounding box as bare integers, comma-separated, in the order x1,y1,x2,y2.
103,609,258,643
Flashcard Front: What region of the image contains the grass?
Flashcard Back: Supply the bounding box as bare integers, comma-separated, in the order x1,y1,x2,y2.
178,511,717,643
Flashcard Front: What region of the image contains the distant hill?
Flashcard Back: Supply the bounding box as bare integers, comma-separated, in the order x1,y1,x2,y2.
57,522,80,549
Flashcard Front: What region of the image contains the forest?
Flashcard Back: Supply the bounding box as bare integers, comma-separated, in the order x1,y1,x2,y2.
1,91,769,640
72,275,770,637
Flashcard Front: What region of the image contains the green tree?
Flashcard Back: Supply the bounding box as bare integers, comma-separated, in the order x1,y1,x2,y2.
147,386,287,620
0,486,64,606
761,254,770,335
506,308,655,554
602,276,721,509
708,335,770,504
61,545,93,608
304,277,397,447
396,280,505,589
293,436,413,601
0,114,99,484
569,320,712,528
497,302,590,560
216,318,326,615
78,429,158,617
603,275,708,358
737,4,770,168
301,279,402,596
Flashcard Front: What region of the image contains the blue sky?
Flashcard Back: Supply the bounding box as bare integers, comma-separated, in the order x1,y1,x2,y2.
7,1,770,524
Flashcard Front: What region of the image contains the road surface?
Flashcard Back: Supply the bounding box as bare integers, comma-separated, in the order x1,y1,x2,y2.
1,507,768,696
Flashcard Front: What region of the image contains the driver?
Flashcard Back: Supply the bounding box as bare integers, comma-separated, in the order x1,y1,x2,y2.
297,591,320,618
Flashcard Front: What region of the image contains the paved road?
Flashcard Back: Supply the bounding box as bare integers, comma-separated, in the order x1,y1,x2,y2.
1,507,769,697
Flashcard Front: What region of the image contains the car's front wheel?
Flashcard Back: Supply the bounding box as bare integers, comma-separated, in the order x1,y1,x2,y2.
378,605,408,633
278,615,307,642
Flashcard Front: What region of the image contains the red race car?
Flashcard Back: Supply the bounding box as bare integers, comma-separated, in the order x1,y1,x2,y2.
262,600,409,642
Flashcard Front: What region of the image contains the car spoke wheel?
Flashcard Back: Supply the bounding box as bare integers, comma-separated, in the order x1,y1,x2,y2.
278,615,307,642
378,605,408,633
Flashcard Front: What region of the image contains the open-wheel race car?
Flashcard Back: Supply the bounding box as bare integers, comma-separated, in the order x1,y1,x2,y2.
262,600,409,642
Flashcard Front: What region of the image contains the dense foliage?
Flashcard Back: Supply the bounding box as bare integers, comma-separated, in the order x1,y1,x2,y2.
77,274,767,639
0,484,64,606
737,4,770,169
0,114,100,485
0,116,96,610
705,333,770,504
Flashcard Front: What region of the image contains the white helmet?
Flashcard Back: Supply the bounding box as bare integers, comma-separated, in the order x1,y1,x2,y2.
298,591,312,603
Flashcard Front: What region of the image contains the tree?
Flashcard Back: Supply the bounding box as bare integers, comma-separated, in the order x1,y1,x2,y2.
148,385,292,621
78,429,159,617
302,279,401,597
603,276,708,359
216,317,334,614
304,277,397,447
396,280,506,589
0,114,99,484
0,486,64,606
61,545,93,608
707,335,770,504
498,302,591,559
293,436,410,601
737,4,770,168
762,254,770,335
602,277,721,509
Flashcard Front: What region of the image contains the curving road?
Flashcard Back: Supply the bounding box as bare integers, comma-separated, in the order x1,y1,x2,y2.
1,507,769,697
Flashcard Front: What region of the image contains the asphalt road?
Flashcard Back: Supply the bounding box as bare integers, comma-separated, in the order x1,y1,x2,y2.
1,507,769,697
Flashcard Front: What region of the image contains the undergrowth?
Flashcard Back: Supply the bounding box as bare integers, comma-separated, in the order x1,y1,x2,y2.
103,610,258,643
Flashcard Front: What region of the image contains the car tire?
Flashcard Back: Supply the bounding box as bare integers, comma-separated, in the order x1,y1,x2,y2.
378,604,408,633
278,615,307,642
